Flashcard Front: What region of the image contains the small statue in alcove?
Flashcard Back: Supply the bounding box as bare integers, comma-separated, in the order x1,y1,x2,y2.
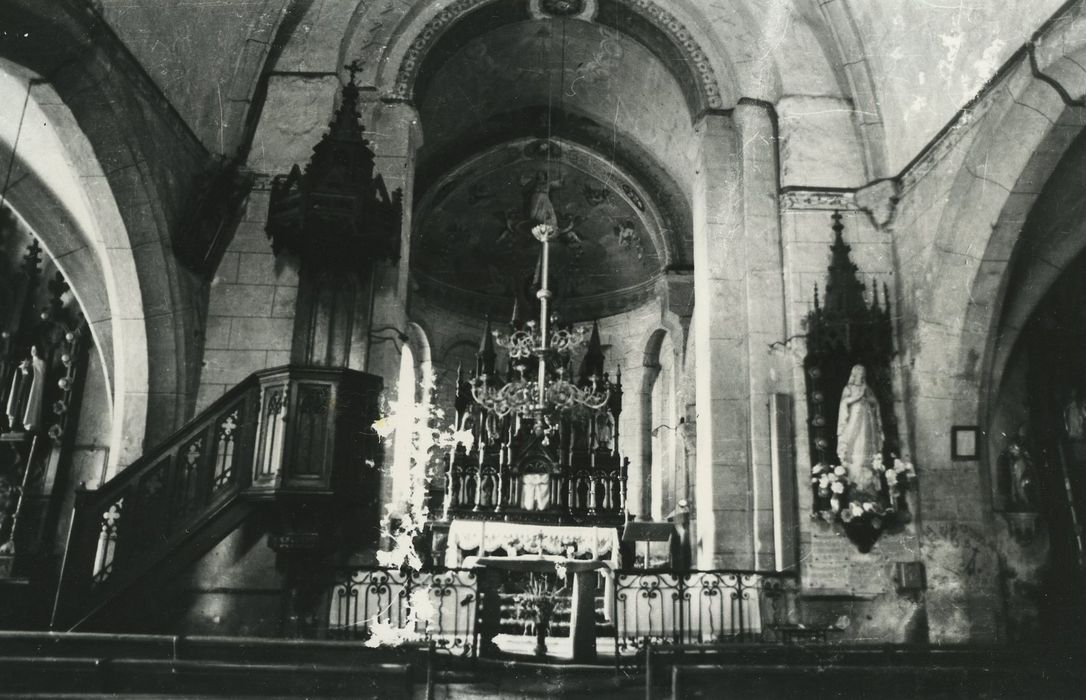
1001,427,1037,511
593,411,615,452
1065,388,1086,440
836,364,884,493
4,346,46,433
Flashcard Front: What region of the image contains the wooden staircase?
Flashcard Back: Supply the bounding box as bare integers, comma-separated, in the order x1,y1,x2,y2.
50,366,382,633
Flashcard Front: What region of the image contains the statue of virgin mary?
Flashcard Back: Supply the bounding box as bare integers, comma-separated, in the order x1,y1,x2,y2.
836,364,883,493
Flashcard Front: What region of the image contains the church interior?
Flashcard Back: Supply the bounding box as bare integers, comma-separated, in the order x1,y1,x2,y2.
1,0,1086,696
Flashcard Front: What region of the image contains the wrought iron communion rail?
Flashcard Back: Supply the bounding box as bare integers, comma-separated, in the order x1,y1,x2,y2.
327,567,479,657
613,569,797,652
326,566,797,660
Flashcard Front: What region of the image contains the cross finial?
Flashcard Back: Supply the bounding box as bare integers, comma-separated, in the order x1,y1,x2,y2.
344,60,363,84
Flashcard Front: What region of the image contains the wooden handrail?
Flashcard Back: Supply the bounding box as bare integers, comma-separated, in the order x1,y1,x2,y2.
51,371,264,630
78,374,260,504
51,365,382,632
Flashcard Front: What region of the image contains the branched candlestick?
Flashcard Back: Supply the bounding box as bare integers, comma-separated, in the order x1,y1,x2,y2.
468,223,614,422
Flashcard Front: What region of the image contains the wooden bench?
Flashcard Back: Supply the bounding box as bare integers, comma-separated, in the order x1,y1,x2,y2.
0,631,431,698
643,643,1079,700
0,655,414,698
669,662,1082,700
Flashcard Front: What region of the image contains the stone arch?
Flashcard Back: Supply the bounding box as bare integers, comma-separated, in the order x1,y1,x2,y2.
0,2,212,461
0,73,149,473
369,0,731,117
627,323,682,521
907,48,1086,485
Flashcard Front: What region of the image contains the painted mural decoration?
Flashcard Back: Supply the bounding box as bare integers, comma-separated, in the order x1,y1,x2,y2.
804,212,917,552
413,138,660,318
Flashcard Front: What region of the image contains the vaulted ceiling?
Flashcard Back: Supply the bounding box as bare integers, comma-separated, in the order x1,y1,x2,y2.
0,0,1069,322
91,0,1063,174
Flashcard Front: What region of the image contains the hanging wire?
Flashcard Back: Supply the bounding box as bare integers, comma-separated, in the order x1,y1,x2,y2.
0,78,34,211
543,20,554,180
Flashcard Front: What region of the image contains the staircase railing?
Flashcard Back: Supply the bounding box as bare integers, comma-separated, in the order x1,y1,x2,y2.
51,374,262,630
51,365,383,632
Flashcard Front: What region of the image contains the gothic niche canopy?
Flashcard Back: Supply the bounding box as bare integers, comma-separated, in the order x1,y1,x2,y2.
266,66,402,270
804,212,914,552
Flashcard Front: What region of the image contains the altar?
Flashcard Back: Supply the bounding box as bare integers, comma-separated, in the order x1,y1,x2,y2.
443,519,620,567
443,520,618,661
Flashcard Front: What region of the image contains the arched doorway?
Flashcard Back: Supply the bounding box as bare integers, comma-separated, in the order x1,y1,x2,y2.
990,254,1086,643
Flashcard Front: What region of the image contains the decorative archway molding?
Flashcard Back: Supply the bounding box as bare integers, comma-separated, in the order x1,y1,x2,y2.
368,0,732,117
0,86,150,475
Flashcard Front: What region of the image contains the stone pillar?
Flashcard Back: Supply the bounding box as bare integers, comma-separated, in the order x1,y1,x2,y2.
692,112,749,568
621,363,652,520
692,104,786,569
734,101,789,572
360,97,422,520
357,97,422,379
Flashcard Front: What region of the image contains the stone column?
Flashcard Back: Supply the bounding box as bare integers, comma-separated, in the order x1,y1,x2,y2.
356,97,422,379
692,111,749,568
692,104,787,570
359,97,423,520
735,101,789,572
621,363,654,521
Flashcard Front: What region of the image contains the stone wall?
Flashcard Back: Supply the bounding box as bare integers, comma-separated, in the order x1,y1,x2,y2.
196,189,298,413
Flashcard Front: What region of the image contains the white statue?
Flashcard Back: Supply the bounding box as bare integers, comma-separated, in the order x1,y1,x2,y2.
23,346,46,432
4,346,46,433
836,364,883,493
594,411,615,451
5,359,28,429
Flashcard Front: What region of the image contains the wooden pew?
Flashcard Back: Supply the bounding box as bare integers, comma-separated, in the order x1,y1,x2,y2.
669,662,1081,700
644,642,1078,700
0,631,431,698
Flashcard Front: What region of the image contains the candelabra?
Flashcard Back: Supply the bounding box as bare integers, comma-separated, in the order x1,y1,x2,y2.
469,224,616,423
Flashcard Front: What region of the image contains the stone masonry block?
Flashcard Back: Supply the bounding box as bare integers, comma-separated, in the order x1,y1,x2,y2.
208,284,275,318
204,316,232,350
229,317,293,351
202,349,271,385
271,285,298,318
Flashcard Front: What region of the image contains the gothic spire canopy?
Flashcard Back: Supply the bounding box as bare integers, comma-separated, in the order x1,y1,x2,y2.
265,65,402,270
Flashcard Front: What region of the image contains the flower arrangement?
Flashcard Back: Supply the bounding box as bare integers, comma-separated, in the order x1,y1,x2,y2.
512,572,567,657
367,368,464,647
811,454,917,533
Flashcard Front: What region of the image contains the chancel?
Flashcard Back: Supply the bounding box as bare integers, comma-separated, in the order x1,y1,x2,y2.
1,0,1086,697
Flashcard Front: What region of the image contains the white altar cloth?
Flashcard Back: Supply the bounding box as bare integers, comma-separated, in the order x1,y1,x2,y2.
444,520,619,568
